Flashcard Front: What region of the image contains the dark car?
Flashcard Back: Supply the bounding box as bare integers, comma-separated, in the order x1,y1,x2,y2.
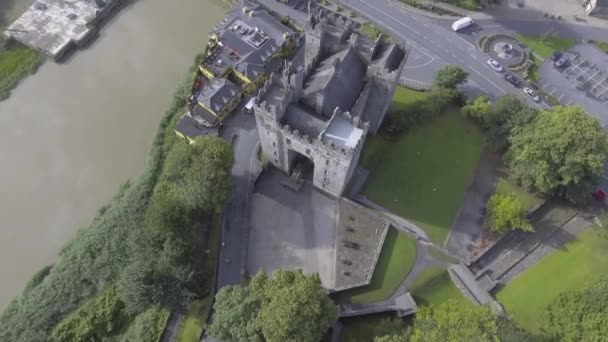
554,56,569,68
551,50,563,62
503,73,521,87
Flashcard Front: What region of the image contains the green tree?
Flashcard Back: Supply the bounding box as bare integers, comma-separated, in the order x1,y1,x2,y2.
409,300,519,342
461,95,490,123
373,318,411,342
544,277,608,341
209,270,337,342
486,193,533,234
163,136,233,212
433,65,469,89
507,106,608,203
483,95,536,152
259,270,337,342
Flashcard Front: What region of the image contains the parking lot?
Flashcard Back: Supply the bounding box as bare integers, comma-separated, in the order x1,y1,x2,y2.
537,43,608,123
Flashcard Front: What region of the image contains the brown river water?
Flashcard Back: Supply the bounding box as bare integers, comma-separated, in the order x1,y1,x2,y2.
0,0,227,310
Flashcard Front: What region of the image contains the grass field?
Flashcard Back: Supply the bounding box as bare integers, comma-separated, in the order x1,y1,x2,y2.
363,111,484,244
496,227,608,332
590,40,608,54
495,177,542,211
333,228,417,304
359,22,385,40
516,35,576,60
0,40,44,101
408,266,471,307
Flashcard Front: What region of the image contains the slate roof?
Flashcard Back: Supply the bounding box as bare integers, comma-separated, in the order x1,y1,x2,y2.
197,78,241,113
281,104,328,137
175,115,216,140
190,104,220,126
302,47,367,116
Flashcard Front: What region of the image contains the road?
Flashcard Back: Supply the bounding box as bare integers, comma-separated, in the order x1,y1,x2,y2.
216,106,260,289
340,0,549,108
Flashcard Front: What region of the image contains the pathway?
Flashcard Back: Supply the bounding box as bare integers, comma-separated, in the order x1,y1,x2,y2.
446,147,500,262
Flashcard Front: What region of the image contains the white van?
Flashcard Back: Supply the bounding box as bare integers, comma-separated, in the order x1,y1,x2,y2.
452,17,474,32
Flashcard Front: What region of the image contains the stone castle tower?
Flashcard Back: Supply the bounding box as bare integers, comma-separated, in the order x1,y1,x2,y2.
253,5,407,197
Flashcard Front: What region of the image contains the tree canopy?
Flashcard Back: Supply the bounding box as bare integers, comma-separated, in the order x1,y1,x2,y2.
120,135,233,312
433,65,469,89
507,106,608,203
544,277,608,341
209,270,337,342
486,193,533,234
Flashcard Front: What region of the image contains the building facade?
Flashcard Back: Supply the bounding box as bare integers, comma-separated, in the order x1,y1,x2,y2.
253,9,407,197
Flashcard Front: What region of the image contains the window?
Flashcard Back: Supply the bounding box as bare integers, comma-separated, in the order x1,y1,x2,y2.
306,148,311,155
273,142,276,147
286,138,291,145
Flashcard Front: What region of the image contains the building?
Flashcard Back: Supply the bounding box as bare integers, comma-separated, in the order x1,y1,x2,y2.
175,0,296,142
586,0,608,18
253,9,406,197
4,0,124,60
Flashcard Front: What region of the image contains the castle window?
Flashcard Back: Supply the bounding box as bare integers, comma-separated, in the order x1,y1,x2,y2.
286,138,291,145
273,142,276,147
306,148,311,155
274,151,277,156
326,159,329,165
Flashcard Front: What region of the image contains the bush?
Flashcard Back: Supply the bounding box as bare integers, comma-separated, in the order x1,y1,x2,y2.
486,193,533,234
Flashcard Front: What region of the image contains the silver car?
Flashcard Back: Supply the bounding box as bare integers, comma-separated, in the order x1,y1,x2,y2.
523,87,541,102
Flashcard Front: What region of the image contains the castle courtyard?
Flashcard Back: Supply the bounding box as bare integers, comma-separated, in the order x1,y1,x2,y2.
246,167,339,287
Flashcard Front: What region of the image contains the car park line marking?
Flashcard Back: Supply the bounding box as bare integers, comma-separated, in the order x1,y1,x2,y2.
565,99,574,105
549,88,557,95
558,94,565,101
597,87,608,98
542,81,551,89
591,76,608,91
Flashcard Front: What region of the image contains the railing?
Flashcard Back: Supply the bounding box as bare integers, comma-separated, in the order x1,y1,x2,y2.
398,76,432,91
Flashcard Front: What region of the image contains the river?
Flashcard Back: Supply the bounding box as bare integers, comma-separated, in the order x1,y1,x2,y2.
0,0,227,310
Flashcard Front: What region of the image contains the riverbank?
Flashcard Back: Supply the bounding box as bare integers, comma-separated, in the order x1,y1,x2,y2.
0,0,227,310
0,58,216,340
0,39,44,101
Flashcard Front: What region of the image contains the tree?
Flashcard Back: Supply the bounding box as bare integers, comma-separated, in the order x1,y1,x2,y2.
482,95,536,152
209,270,337,342
544,277,608,341
259,270,337,342
163,136,234,212
461,95,490,123
373,318,411,342
408,300,528,342
507,106,608,203
486,193,533,234
433,65,469,89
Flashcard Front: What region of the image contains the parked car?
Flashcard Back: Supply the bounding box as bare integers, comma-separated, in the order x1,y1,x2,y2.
551,50,563,62
593,188,606,202
554,56,570,68
487,59,504,72
503,73,521,87
523,87,541,102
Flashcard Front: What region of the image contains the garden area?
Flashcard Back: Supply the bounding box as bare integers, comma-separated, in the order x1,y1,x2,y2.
496,226,608,332
590,40,608,54
333,228,417,304
516,34,576,60
362,87,484,244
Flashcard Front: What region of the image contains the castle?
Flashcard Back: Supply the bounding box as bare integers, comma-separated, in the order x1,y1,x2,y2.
253,6,407,197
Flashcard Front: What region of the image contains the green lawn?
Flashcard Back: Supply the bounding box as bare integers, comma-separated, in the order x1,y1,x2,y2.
334,228,417,304
175,297,212,342
408,266,471,307
359,22,385,40
363,111,484,244
496,227,608,332
495,177,542,211
0,40,44,101
516,35,576,59
590,40,608,54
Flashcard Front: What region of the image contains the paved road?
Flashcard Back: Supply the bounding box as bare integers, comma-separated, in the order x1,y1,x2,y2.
216,105,260,289
340,0,549,109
